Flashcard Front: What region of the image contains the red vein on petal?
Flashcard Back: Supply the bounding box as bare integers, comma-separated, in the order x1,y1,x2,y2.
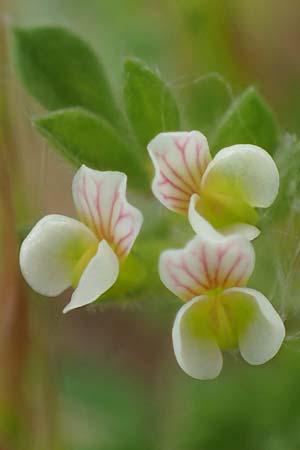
157,171,191,196
166,265,198,299
214,242,234,286
93,178,105,240
234,261,251,286
158,152,196,193
200,244,212,287
114,229,134,257
80,174,98,236
108,187,119,242
160,193,189,213
195,142,204,174
180,257,210,291
174,136,199,192
161,193,188,202
222,254,244,288
113,207,132,232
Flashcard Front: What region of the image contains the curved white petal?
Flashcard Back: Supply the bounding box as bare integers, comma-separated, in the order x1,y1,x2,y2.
221,223,260,241
202,144,279,208
20,215,97,296
223,288,285,365
189,194,259,241
148,131,211,213
173,297,223,380
159,233,255,301
72,165,143,260
188,194,226,240
63,240,119,313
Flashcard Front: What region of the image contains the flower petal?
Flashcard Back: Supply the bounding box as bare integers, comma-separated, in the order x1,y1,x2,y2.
223,287,285,365
20,215,97,296
173,297,223,380
188,194,227,240
202,144,279,208
159,234,255,301
148,131,211,213
72,165,143,260
63,240,119,313
221,223,260,241
189,194,260,241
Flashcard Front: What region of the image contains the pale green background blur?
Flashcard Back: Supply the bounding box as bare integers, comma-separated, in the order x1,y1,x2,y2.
1,1,300,449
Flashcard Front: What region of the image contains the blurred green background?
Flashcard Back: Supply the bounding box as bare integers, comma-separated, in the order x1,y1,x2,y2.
1,0,300,449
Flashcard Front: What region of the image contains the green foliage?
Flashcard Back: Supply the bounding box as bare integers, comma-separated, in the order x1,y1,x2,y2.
161,345,300,450
123,58,180,147
34,108,147,189
11,26,122,128
178,74,231,135
59,363,154,450
212,86,279,155
58,345,300,450
267,134,300,221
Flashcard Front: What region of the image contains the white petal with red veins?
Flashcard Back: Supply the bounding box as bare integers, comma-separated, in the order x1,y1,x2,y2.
148,131,211,214
173,296,223,380
72,165,143,260
20,214,97,296
159,234,255,301
202,144,279,208
223,288,285,365
63,240,119,313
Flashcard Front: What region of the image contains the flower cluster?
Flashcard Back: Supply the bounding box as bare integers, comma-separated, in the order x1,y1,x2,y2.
148,131,285,379
20,166,143,313
20,129,285,380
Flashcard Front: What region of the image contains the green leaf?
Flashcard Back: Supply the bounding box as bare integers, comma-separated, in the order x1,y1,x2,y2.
263,133,300,222
211,86,279,155
34,108,147,189
123,58,180,147
11,26,122,128
178,74,231,136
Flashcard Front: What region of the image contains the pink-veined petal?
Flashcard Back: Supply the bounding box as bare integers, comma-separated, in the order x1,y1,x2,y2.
173,296,223,380
63,240,119,313
159,234,255,301
148,131,211,214
72,165,143,260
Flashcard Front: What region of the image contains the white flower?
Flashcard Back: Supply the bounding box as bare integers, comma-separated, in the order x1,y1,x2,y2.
20,165,143,313
148,131,279,240
159,230,285,380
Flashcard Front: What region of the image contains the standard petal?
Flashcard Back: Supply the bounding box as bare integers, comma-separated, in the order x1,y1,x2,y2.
63,240,119,313
173,297,223,380
72,165,143,260
202,144,279,208
20,214,97,296
159,234,255,301
223,288,285,365
148,131,211,213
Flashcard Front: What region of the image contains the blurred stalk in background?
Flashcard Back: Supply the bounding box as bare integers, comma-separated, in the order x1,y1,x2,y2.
0,4,28,447
2,1,300,450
